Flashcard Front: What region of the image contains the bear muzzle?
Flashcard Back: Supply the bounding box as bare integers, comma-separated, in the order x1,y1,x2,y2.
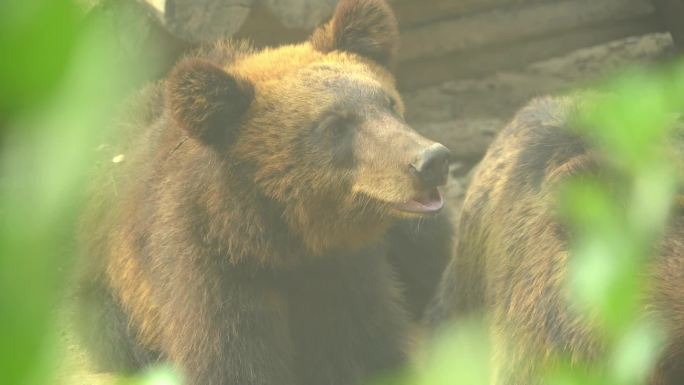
410,143,451,189
391,143,450,214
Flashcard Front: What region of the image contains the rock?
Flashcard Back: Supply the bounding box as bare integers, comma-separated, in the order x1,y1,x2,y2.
260,0,337,29
653,0,684,51
138,0,338,42
443,164,475,230
140,0,254,42
87,0,191,90
449,161,471,178
416,119,503,163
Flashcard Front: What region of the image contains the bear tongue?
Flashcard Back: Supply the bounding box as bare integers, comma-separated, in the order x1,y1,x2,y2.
393,188,444,214
413,188,444,210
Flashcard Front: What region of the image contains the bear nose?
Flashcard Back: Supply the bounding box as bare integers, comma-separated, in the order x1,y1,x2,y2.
410,143,451,188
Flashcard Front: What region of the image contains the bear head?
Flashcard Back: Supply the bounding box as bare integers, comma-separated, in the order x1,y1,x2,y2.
166,0,451,255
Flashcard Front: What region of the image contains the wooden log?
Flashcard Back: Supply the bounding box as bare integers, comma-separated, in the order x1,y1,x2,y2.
398,0,655,62
397,15,664,90
390,0,535,28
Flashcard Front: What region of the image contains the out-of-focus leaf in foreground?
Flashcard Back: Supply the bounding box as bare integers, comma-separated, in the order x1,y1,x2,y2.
551,62,684,385
0,0,80,115
118,366,182,385
0,0,158,384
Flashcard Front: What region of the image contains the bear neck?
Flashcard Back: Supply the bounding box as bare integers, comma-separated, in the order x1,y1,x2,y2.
281,195,393,257
213,162,392,265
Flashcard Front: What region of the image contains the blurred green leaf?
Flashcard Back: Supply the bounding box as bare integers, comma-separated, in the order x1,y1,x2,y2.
118,366,183,385
0,0,81,114
0,1,155,384
410,319,491,385
610,320,664,385
556,62,684,385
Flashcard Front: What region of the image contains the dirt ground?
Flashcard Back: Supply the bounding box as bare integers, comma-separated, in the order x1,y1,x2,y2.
55,32,677,385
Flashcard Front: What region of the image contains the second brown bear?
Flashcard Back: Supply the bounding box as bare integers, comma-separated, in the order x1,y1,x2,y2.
428,96,684,385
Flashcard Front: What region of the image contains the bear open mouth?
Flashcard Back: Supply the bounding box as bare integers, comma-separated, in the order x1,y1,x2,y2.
392,188,444,214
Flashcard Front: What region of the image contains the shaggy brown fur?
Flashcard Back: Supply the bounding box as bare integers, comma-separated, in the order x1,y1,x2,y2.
74,1,452,384
427,96,684,385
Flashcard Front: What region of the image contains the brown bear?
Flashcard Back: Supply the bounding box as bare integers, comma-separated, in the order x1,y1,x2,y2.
427,96,684,385
73,1,453,384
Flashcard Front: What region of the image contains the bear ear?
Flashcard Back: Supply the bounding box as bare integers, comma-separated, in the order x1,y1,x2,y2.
310,0,399,68
166,58,253,145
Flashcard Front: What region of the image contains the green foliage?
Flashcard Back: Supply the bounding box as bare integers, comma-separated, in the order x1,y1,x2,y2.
117,366,182,385
0,0,81,114
549,64,684,385
416,319,491,385
0,1,173,384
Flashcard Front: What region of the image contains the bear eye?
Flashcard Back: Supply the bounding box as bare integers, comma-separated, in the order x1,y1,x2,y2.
386,96,400,116
320,113,352,138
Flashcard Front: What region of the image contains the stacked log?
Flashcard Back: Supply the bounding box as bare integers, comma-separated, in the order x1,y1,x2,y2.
394,0,663,89
133,0,666,90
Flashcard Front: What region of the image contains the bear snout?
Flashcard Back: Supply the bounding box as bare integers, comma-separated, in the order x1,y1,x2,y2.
409,143,451,189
